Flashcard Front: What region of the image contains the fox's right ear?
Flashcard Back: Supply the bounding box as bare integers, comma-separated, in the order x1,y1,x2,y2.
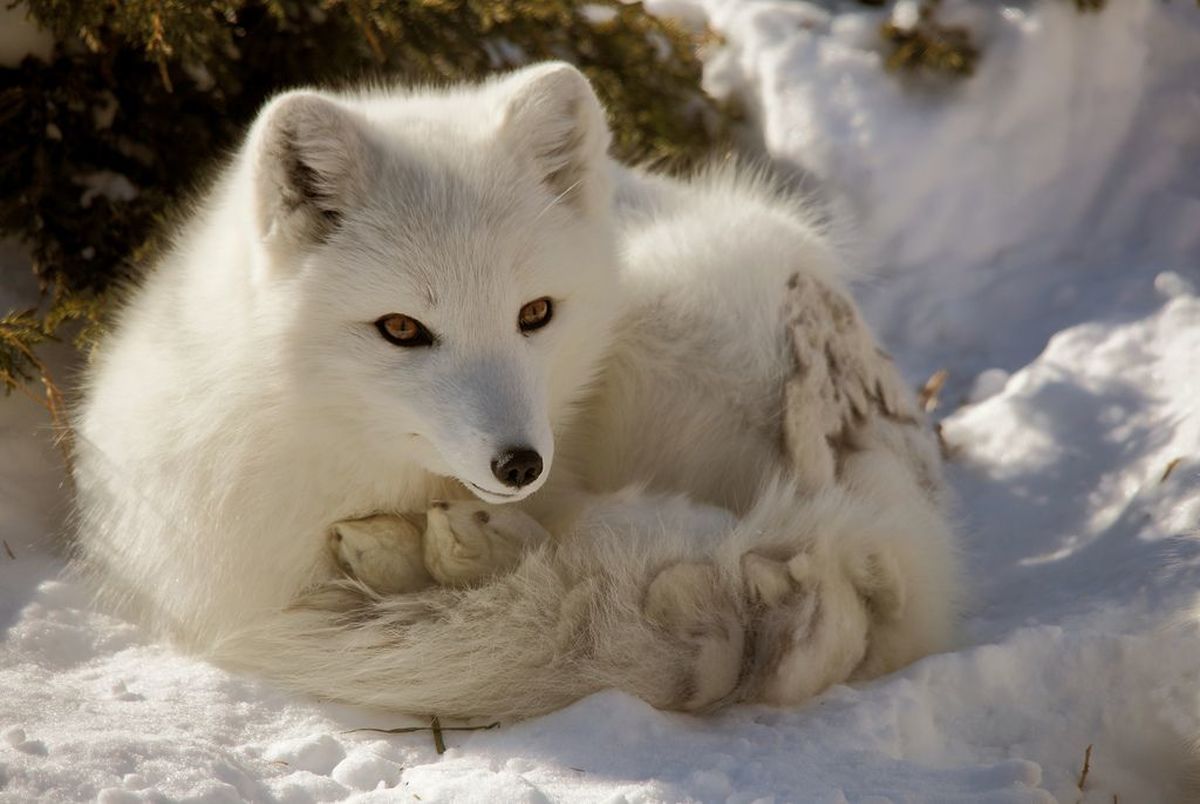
496,62,612,215
250,92,375,250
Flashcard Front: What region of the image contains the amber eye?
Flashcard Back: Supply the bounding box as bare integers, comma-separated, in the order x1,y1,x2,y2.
375,314,434,347
518,297,553,333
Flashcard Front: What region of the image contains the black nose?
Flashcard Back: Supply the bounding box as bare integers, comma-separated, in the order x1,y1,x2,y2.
490,448,543,489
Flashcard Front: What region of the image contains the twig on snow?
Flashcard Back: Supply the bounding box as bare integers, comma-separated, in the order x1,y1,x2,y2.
1078,743,1093,790
343,718,499,755
1161,457,1183,483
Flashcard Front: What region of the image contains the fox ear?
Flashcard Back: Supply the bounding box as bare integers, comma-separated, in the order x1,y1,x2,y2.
251,92,374,249
496,62,611,212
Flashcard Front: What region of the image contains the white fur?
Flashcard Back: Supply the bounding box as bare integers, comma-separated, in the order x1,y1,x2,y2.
71,63,962,719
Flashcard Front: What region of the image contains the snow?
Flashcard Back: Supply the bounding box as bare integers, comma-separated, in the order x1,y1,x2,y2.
76,172,140,210
0,3,53,67
3,0,1199,800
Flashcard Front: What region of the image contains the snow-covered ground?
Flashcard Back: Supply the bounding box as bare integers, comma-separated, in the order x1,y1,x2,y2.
3,0,1199,800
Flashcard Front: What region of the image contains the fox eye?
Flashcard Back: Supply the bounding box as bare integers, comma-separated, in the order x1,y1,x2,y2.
375,314,434,347
518,297,553,333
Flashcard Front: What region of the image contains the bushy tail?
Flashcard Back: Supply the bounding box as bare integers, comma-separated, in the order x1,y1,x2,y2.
211,505,695,720
210,470,961,721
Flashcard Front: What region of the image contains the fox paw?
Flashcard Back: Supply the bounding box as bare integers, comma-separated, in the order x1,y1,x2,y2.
423,501,551,588
643,562,745,711
740,548,873,706
330,513,433,594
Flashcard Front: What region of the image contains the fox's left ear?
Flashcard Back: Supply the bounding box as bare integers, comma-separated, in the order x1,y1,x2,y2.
496,62,612,213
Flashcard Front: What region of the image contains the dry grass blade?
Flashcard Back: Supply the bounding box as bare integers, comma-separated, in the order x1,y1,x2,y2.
431,715,445,755
1078,743,1093,790
918,369,949,413
1160,457,1183,483
933,422,960,462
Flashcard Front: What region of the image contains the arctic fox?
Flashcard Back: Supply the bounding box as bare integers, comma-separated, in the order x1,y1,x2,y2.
71,63,961,719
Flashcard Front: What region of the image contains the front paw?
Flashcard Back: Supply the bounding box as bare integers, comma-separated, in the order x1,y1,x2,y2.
423,501,551,588
330,514,433,594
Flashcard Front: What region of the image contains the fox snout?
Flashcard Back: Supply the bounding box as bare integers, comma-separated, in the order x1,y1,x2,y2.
413,354,555,503
490,448,543,489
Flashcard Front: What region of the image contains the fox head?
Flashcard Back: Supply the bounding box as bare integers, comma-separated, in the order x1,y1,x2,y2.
243,63,620,504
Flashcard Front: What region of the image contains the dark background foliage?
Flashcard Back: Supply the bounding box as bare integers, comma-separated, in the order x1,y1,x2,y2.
0,0,729,409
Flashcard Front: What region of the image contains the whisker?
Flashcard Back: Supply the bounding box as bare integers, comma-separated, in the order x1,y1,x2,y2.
533,179,583,222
